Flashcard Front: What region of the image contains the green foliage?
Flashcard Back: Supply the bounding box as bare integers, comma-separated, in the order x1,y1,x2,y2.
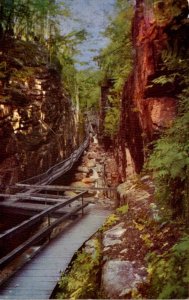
104,107,120,137
152,0,188,26
0,0,69,41
147,235,189,299
146,1,189,221
151,73,179,86
99,213,120,232
76,68,102,111
54,30,87,100
11,67,34,82
100,203,129,233
116,203,129,215
94,0,134,139
146,85,189,219
0,0,97,116
96,1,133,92
56,238,101,299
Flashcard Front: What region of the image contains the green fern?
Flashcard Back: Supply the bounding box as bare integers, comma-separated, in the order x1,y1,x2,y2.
146,82,189,219
147,235,189,299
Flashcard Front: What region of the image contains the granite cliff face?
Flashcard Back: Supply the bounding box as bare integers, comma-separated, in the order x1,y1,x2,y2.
119,0,189,174
0,38,84,189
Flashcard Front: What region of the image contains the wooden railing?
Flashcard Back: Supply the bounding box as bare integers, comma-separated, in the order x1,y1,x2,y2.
18,136,90,186
0,191,87,269
15,183,116,192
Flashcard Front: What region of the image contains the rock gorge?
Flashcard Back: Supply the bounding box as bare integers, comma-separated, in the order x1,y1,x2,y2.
0,38,84,189
0,1,189,299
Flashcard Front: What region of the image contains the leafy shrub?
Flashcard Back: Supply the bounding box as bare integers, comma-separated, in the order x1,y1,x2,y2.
57,238,101,299
104,107,120,138
147,235,189,299
116,203,129,215
99,213,120,232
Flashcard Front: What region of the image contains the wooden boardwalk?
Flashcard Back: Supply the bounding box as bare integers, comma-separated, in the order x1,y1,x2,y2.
0,204,110,299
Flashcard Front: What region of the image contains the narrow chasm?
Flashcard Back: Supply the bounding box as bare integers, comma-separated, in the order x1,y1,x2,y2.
1,0,189,299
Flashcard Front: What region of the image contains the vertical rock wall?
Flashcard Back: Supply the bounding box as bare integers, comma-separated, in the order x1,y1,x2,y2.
0,38,84,189
120,0,188,174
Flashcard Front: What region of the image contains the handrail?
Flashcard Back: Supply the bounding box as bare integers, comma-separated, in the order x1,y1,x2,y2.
0,133,91,269
0,202,88,269
16,183,117,192
0,191,86,242
18,136,89,186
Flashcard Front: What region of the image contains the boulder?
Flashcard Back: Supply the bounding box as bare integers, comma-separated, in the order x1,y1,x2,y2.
82,177,96,184
94,164,102,173
77,166,89,173
103,222,126,247
117,180,151,206
86,159,96,168
103,238,122,247
101,260,146,298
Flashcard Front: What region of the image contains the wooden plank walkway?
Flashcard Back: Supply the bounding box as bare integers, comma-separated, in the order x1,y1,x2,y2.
0,204,110,299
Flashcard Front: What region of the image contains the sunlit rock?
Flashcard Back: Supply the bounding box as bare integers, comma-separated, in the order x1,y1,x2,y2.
0,39,83,188
103,222,126,247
